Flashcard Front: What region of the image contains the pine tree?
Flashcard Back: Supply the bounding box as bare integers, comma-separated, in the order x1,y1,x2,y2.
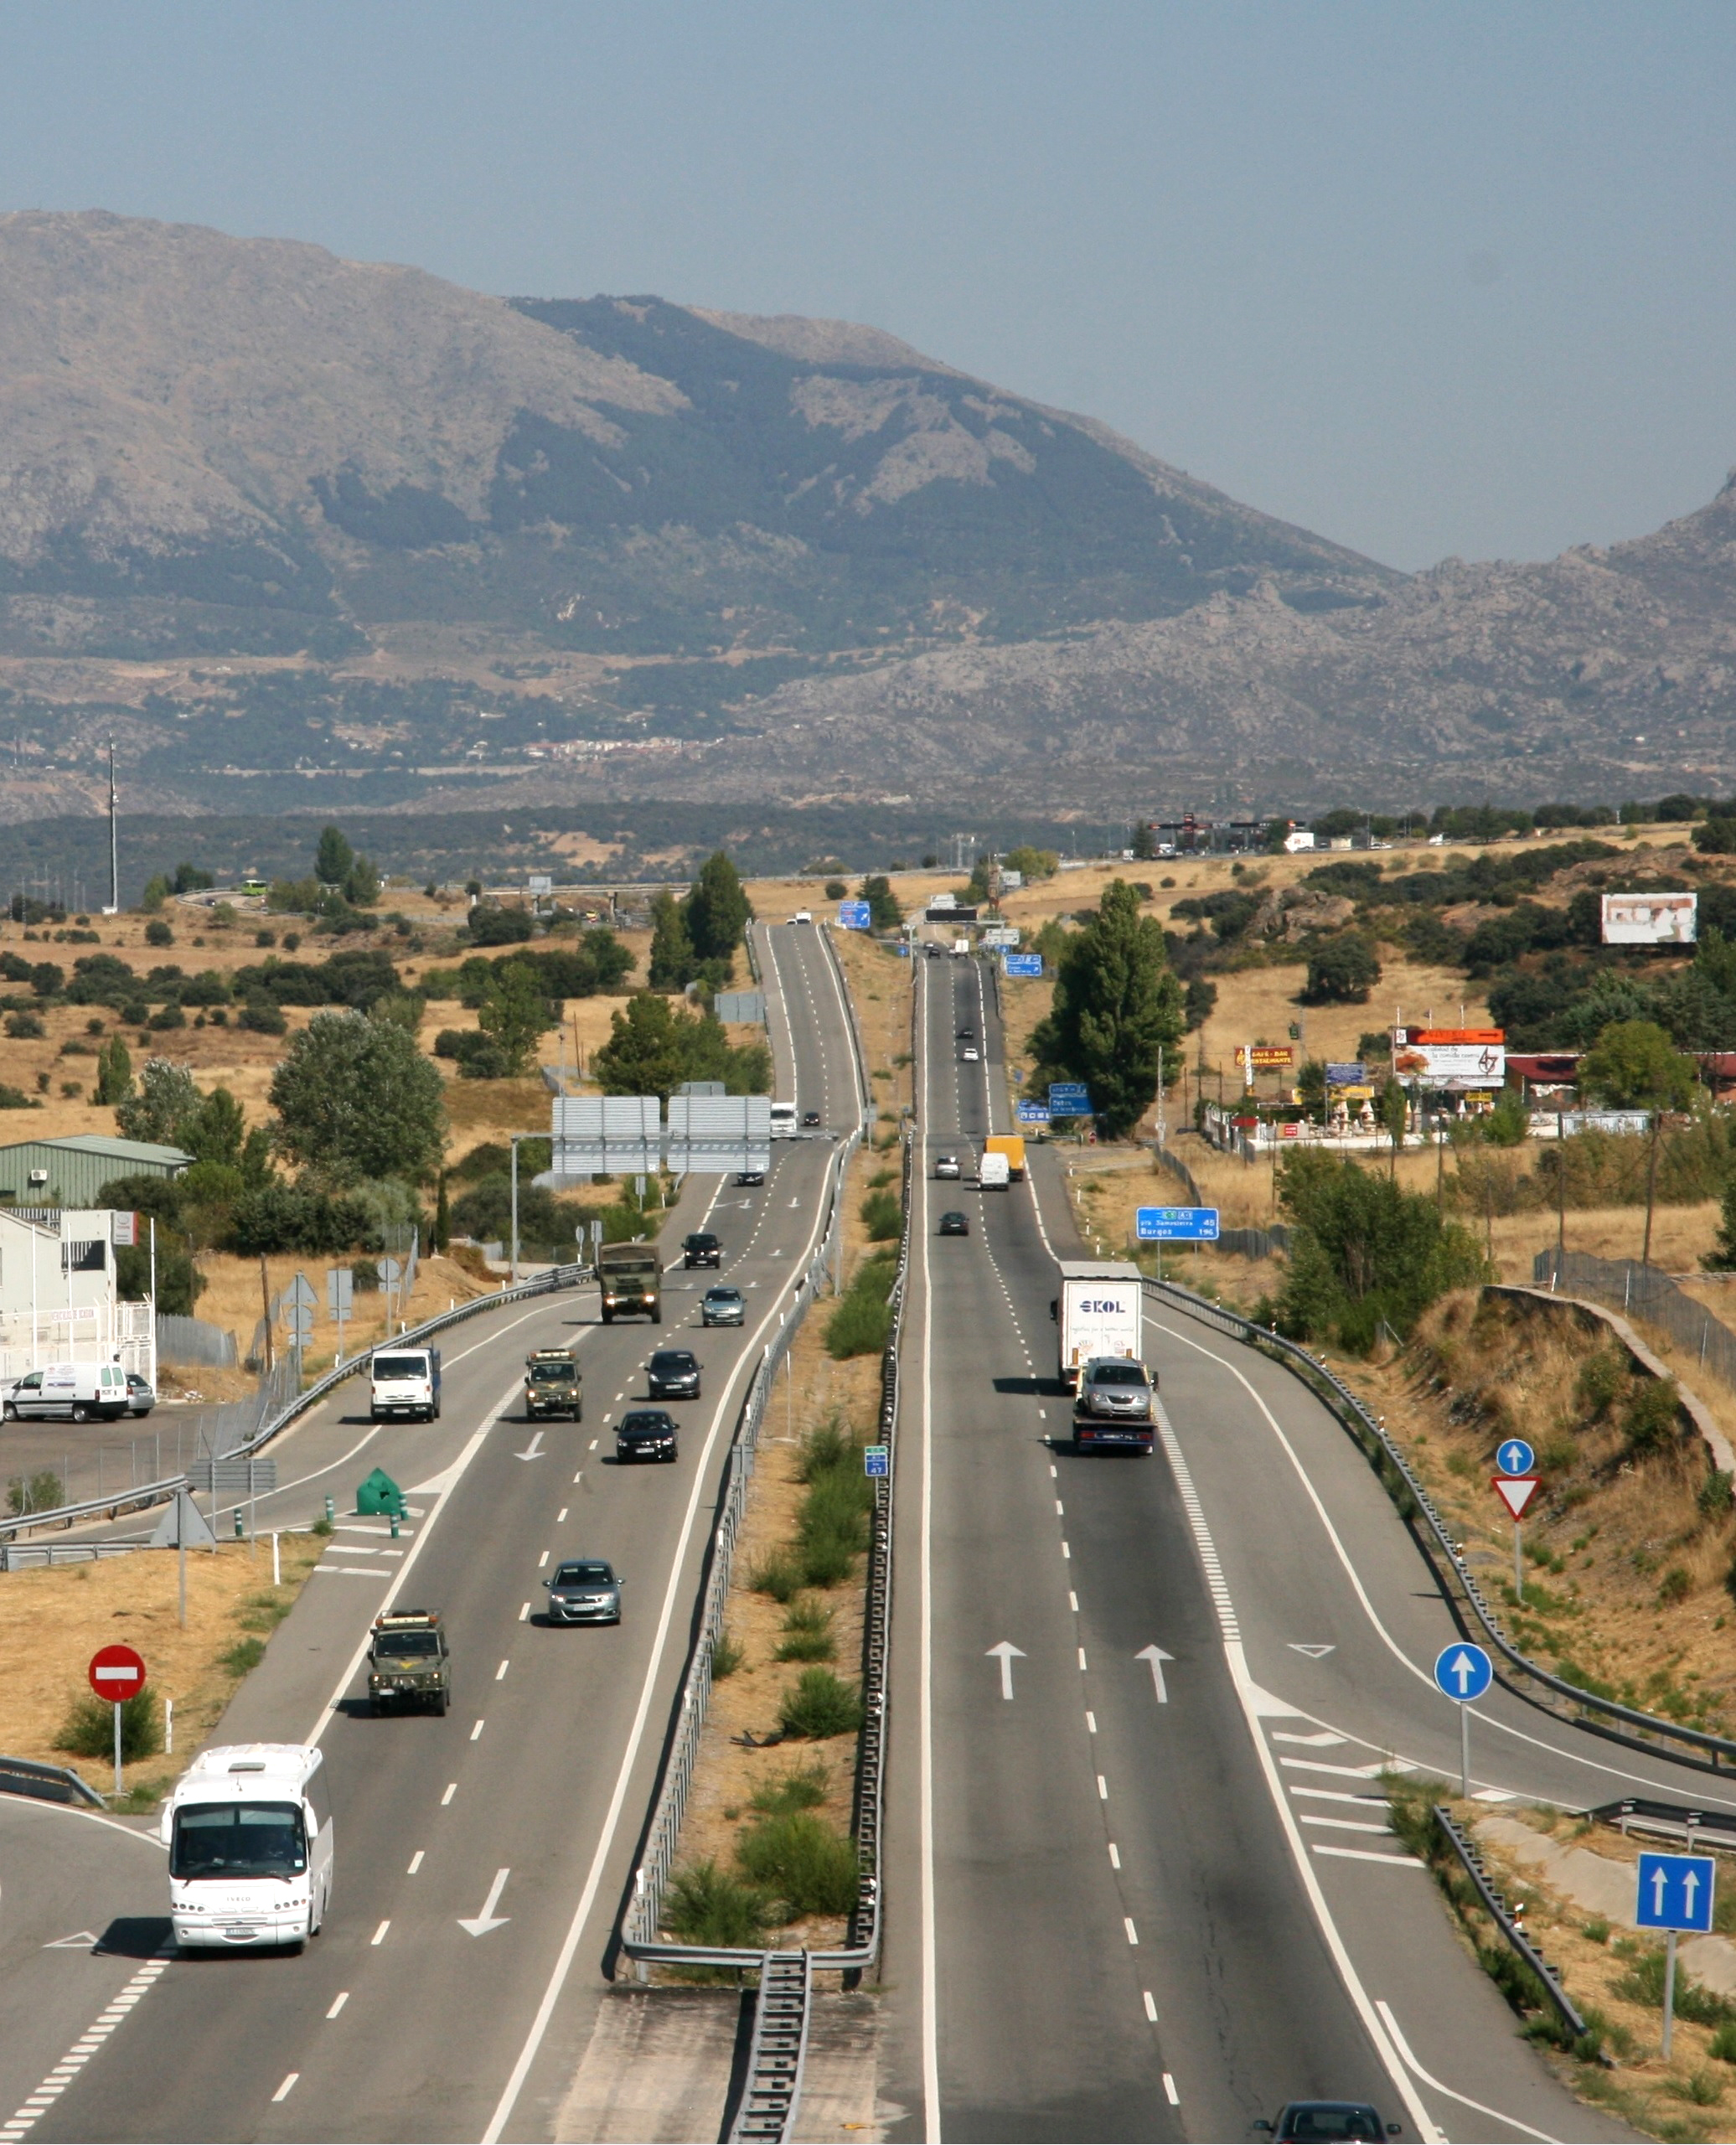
1030,879,1183,1139
684,851,752,964
648,891,697,990
314,825,354,886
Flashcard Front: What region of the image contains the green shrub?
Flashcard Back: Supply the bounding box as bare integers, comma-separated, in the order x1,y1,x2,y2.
1625,1376,1682,1454
750,1762,829,1817
1576,1349,1623,1419
58,1688,162,1762
662,1860,772,1946
1700,1471,1735,1521
221,1636,267,1676
1661,1565,1694,1605
778,1667,863,1740
747,1551,803,1604
735,1812,859,1919
860,1189,902,1242
797,1533,859,1589
1710,2019,1736,2065
825,1252,897,1359
710,1630,745,1679
797,1417,858,1483
1583,1915,1610,1945
1677,2068,1725,2107
6,1470,64,1517
775,1598,836,1662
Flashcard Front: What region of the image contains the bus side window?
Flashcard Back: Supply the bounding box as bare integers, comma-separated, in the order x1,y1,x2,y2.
305,1760,332,1836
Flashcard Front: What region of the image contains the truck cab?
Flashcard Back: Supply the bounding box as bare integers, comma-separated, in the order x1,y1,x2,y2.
597,1243,661,1324
369,1346,441,1423
368,1610,452,1714
524,1348,581,1420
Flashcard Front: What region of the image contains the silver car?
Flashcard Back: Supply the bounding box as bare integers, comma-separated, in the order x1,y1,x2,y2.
544,1559,623,1625
701,1285,746,1327
1077,1357,1155,1419
934,1154,961,1180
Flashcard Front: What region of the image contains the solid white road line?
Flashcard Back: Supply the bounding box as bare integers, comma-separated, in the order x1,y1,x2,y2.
1374,2000,1560,2144
917,959,942,2144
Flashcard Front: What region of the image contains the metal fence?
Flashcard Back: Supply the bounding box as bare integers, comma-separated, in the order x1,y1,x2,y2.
1142,1276,1736,1776
1532,1248,1736,1397
1151,1144,1203,1204
155,1315,238,1369
1217,1226,1293,1261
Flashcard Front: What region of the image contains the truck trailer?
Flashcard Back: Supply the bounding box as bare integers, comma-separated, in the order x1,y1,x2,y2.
1051,1260,1142,1391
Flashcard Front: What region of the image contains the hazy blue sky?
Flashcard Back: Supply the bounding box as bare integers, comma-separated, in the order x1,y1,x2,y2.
3,1,1731,571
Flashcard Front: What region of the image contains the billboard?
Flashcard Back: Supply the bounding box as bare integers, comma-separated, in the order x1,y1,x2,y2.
666,1094,772,1176
1235,1045,1294,1071
1392,1029,1505,1084
1324,1062,1367,1088
1602,892,1697,945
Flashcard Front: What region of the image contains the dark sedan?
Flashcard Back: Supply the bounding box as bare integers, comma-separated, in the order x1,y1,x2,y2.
647,1348,701,1401
616,1408,679,1463
1253,2105,1399,2142
938,1210,970,1237
803,1109,822,1128
543,1559,623,1625
682,1232,722,1269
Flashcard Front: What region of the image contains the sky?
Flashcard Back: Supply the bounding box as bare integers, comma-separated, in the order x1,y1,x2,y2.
3,0,1733,573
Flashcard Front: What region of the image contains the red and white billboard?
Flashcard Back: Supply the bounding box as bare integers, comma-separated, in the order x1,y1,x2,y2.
1392,1028,1505,1084
1602,892,1697,945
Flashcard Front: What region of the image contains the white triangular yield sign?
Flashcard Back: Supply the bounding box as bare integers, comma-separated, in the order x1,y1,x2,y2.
1491,1474,1540,1520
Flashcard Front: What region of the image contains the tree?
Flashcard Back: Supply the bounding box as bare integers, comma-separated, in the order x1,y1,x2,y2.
116,1059,203,1148
1130,820,1158,861
859,875,902,930
269,1012,447,1186
1302,933,1382,1005
1004,846,1059,882
1580,1019,1700,1269
1029,879,1184,1139
1378,1075,1409,1175
648,890,698,991
684,851,752,965
1693,818,1736,855
343,853,380,907
476,962,557,1076
315,825,354,886
183,1086,246,1169
93,1035,132,1108
432,1172,451,1253
592,993,694,1101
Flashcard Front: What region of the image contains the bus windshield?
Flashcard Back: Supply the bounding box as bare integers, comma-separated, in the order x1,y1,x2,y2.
172,1801,307,1881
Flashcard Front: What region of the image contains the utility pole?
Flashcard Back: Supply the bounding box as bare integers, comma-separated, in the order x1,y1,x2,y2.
104,739,119,916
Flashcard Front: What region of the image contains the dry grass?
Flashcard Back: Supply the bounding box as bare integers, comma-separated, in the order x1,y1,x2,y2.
829,928,915,1129
0,1533,325,1802
1341,1290,1736,1734
184,1248,498,1372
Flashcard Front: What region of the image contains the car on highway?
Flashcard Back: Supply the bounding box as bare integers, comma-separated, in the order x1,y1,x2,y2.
961,1046,979,1062
647,1347,701,1401
934,1154,961,1179
736,1168,766,1186
1253,2104,1400,2142
803,1109,822,1127
957,1026,974,1038
923,943,941,959
1076,1357,1155,1421
789,909,813,924
616,1408,679,1463
543,1558,623,1626
938,1210,970,1236
701,1285,746,1327
682,1231,722,1269
367,1610,452,1715
125,1371,156,1416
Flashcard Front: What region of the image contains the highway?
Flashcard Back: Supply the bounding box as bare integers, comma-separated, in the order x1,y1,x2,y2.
0,920,862,2144
881,950,1656,2143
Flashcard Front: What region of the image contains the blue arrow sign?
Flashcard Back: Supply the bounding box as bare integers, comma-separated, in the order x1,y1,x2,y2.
838,901,871,930
1637,1851,1717,1933
1048,1083,1091,1114
1136,1206,1221,1243
1004,953,1043,978
1496,1439,1536,1477
1432,1642,1492,1703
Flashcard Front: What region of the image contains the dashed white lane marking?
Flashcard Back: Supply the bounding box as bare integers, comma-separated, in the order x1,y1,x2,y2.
407,1849,426,1872
1068,1591,1079,1612
519,1602,530,1621
470,1719,484,1741
272,2074,298,2102
327,1991,349,2018
372,1919,391,1944
1086,1711,1097,1734
538,1551,549,1569
1108,1842,1120,1867
556,1507,568,1522
1163,2073,1181,2106
496,1659,509,1681
1097,1775,1108,1800
1077,1647,1088,1671
2,1955,169,2134
1124,1916,1139,1945
1061,1541,1070,1559
442,1781,457,1805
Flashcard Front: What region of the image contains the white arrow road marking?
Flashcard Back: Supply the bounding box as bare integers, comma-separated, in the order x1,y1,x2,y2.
1135,1645,1174,1702
515,1431,545,1461
985,1641,1025,1699
459,1868,511,1936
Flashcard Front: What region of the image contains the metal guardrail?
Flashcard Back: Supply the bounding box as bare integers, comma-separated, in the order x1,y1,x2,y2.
0,1262,591,1546
0,1753,106,1807
727,1951,814,2141
1434,1805,1589,2042
1589,1797,1736,1850
1143,1277,1736,1777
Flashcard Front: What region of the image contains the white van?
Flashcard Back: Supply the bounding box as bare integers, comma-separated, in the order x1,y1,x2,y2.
163,1744,333,1949
979,1151,1010,1189
369,1346,441,1422
769,1102,799,1139
2,1362,130,1422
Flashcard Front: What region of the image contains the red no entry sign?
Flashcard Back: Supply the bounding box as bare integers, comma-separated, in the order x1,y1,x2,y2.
88,1644,147,1702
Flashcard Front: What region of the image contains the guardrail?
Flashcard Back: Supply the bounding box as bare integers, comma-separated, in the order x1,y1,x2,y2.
1589,1797,1736,1850
0,1262,592,1547
1142,1277,1736,1778
622,929,898,1992
1434,1805,1589,2043
726,1951,814,2141
0,1753,107,1807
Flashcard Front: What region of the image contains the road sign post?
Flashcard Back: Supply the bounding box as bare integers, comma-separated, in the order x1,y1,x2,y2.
1493,1439,1540,1601
88,1645,147,1796
1637,1850,1718,2056
1432,1641,1492,1797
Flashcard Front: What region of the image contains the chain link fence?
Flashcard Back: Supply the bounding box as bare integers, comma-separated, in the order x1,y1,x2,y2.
1532,1248,1736,1396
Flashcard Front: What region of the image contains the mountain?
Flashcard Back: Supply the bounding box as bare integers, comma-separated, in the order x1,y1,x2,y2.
0,209,1730,827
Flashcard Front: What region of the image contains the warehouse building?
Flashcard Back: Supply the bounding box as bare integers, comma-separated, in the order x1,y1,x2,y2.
0,1135,191,1208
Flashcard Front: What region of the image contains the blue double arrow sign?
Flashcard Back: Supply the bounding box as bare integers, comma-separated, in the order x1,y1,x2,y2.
1637,1851,1717,1933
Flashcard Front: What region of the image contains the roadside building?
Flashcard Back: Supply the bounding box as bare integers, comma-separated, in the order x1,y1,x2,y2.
0,1135,190,1208
0,1207,153,1383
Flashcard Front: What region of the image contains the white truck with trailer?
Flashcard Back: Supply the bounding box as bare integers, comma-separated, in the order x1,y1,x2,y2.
163,1743,333,1949
1051,1260,1143,1391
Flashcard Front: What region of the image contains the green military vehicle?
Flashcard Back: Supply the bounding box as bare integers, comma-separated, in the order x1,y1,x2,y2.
368,1610,452,1715
524,1346,582,1420
597,1241,661,1325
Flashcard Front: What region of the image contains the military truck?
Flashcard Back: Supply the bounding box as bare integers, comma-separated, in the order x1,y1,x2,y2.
367,1610,452,1715
524,1347,582,1420
597,1242,661,1324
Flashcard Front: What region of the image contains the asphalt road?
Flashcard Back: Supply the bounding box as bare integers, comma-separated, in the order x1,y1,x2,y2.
881,954,1642,2144
1,921,862,2145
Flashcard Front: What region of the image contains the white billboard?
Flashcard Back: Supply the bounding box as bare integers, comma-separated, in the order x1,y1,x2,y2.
666,1095,772,1176
1392,1031,1506,1084
543,1096,660,1180
1602,892,1697,945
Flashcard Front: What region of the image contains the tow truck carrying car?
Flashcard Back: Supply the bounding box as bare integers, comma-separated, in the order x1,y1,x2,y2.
524,1347,581,1420
367,1610,452,1715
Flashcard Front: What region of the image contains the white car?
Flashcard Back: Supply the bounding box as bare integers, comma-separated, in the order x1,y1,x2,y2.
962,1047,980,1062
789,910,813,924
935,1154,961,1180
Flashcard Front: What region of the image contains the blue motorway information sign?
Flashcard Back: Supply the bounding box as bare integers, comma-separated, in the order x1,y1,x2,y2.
1496,1438,1536,1476
1004,953,1043,978
1048,1083,1092,1114
1015,1102,1051,1125
863,1445,891,1479
1637,1852,1717,1932
838,901,871,930
1432,1642,1493,1703
1135,1207,1220,1243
